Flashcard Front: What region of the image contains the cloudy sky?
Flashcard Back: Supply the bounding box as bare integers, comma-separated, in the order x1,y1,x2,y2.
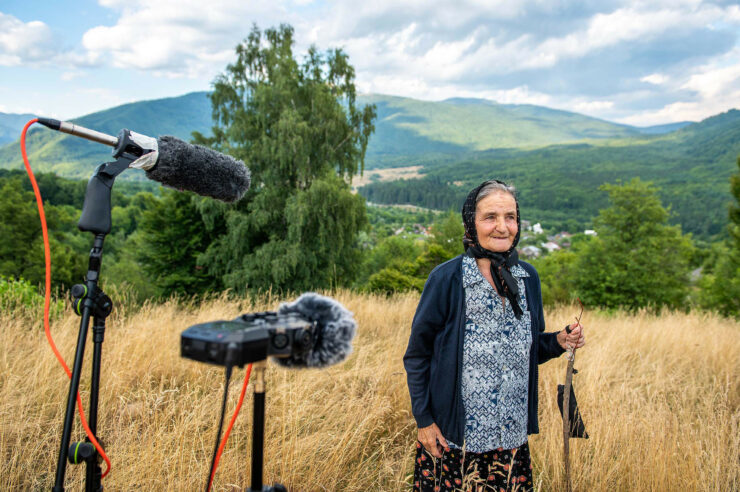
2,0,739,126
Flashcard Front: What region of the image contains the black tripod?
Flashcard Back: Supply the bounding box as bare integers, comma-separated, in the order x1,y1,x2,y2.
52,154,133,492
246,361,287,492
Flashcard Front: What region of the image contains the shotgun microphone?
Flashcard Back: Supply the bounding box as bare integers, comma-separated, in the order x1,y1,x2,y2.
36,118,250,203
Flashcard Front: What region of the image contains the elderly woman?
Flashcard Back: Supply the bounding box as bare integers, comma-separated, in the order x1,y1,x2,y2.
404,180,585,491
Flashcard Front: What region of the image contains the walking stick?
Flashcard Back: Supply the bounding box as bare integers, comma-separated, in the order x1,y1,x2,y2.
559,298,588,492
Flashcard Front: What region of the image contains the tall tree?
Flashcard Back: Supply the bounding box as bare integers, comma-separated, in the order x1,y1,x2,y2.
192,24,376,292
699,157,740,317
572,178,694,310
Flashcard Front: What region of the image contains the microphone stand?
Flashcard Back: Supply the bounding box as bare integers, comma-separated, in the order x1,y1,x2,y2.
53,154,134,492
247,360,287,492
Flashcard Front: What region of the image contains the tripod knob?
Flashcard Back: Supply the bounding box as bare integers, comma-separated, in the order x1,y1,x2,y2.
71,284,87,299
98,294,113,317
70,284,88,315
68,442,96,464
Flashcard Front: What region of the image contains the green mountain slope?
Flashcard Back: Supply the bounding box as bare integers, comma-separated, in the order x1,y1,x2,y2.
359,109,740,238
359,94,644,167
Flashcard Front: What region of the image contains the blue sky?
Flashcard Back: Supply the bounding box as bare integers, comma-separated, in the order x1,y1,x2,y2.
2,0,739,126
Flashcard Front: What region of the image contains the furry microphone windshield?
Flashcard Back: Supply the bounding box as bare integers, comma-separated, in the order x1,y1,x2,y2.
147,136,251,203
275,293,357,368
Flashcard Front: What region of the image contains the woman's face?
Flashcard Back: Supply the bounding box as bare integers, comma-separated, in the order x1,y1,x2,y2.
474,191,518,252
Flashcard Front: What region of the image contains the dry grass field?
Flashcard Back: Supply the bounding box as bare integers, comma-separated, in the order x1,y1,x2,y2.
1,291,738,491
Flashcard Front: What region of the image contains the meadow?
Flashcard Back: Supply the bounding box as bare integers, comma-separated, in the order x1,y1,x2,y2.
1,291,738,491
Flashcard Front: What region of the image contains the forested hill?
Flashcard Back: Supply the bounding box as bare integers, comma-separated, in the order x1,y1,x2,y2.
359,109,740,239
1,91,691,176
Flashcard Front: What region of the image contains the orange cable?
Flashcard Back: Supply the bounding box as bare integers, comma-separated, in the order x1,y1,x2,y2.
207,363,253,492
21,119,112,478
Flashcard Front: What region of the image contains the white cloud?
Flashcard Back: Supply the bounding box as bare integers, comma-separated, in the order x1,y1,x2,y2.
573,100,615,113
358,75,554,107
682,53,740,99
617,48,740,125
0,13,59,66
515,5,727,70
618,97,732,126
65,0,740,90
724,5,740,22
79,0,292,78
0,102,50,116
314,0,740,104
641,73,667,85
480,86,553,106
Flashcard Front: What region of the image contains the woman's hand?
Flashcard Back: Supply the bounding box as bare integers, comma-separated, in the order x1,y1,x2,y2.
557,322,585,351
417,423,449,458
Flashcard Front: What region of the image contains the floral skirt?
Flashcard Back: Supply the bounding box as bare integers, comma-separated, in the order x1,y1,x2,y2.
412,440,533,492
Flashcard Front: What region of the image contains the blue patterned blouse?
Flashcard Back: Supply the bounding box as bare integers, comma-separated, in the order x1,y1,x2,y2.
448,255,532,453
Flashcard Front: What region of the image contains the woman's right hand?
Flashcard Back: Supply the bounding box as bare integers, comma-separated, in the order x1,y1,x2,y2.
417,423,450,458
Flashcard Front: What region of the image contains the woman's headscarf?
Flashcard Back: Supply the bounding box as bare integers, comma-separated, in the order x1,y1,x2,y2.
461,180,524,319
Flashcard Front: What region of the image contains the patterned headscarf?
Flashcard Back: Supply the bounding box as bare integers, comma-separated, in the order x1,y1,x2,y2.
461,180,523,319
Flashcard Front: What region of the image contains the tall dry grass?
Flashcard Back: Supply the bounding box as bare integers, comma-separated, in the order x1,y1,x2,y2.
0,291,737,491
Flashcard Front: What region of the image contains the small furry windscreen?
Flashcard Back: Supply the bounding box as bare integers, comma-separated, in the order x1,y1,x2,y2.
275,293,357,368
147,136,251,202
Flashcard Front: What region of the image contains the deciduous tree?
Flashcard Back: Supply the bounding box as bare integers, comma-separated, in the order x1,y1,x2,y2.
191,24,376,292
572,178,694,310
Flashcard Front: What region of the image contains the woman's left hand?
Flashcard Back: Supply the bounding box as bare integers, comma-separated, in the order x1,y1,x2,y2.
557,322,585,351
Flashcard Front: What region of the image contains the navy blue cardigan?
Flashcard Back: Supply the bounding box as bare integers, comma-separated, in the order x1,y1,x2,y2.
403,255,564,446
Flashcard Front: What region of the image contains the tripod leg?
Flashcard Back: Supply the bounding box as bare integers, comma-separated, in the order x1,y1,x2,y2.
53,234,108,492
53,310,93,492
249,361,266,491
86,317,106,492
246,361,287,492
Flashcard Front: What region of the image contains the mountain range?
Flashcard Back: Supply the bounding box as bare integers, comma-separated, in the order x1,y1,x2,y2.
0,91,694,176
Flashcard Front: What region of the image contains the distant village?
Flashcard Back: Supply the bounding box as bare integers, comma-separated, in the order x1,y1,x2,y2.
517,220,597,258
393,219,596,259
